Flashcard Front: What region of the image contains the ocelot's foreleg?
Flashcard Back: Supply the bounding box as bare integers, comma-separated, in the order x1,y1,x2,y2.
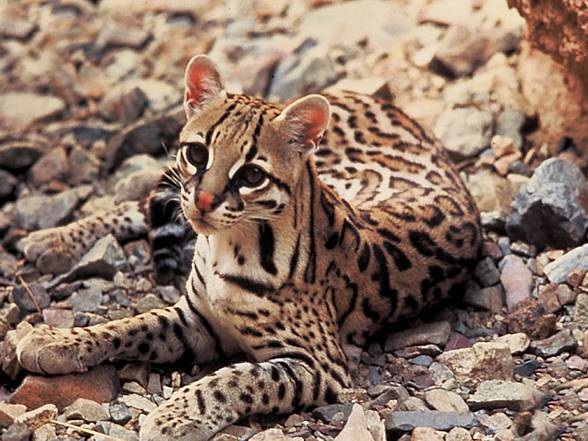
16,297,224,375
139,293,351,441
22,200,149,274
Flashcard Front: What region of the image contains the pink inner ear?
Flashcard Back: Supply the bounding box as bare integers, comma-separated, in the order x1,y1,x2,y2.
304,106,328,142
186,62,216,105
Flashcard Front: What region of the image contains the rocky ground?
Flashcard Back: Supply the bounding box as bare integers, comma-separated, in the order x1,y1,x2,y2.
0,0,587,440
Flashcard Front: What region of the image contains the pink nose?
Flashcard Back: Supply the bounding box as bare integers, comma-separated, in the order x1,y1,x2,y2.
196,191,214,211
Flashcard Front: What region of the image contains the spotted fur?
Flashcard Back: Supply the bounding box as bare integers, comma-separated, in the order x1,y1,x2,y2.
17,55,481,441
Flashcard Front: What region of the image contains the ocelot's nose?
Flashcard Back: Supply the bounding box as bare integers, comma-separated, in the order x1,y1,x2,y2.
196,190,219,212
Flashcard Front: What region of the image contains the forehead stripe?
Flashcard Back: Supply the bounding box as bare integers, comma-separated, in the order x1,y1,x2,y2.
205,102,238,145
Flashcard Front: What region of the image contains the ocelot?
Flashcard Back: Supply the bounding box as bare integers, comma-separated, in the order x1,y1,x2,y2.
17,55,482,441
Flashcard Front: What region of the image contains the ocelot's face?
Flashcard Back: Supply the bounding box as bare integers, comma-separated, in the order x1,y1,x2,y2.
176,55,329,235
176,100,300,235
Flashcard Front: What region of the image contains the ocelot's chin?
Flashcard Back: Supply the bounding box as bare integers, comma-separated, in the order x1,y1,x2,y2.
188,218,221,236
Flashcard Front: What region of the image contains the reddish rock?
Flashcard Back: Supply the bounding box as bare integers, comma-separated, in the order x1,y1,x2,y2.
537,284,562,314
445,333,472,351
9,365,120,411
506,298,557,339
500,255,533,311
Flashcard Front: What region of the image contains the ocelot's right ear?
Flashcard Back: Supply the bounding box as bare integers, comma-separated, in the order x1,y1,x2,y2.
184,55,226,119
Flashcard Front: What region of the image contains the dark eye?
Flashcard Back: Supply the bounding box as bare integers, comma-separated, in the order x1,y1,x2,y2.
238,165,265,187
185,143,208,167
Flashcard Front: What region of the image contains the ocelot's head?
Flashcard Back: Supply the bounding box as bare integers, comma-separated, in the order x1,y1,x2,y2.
176,55,330,235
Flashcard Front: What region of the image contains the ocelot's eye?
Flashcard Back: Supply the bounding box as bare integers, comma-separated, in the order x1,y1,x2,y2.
238,165,265,187
185,143,208,168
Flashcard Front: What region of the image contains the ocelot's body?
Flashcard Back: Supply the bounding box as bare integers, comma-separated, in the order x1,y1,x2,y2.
16,56,481,441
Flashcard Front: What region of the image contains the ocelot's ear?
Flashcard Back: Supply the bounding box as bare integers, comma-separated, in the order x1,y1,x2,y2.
275,94,331,154
184,55,225,118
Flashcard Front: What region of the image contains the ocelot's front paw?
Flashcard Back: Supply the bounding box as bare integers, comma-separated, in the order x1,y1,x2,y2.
22,227,78,274
16,326,104,375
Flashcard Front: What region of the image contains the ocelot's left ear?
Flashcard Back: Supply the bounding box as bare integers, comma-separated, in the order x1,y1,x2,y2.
275,94,331,155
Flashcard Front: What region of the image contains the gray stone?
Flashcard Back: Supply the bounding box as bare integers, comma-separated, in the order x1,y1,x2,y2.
506,158,588,248
109,402,132,425
494,333,530,354
67,146,100,186
312,403,353,423
468,380,544,411
95,422,138,441
64,398,109,422
0,250,18,278
0,140,42,170
385,411,476,432
0,170,17,199
385,321,451,352
474,257,501,287
15,186,92,230
1,422,31,441
431,25,489,77
463,285,504,313
157,285,180,304
61,234,127,282
135,294,164,314
544,244,588,283
495,108,526,148
269,44,339,101
530,329,577,358
119,394,156,413
70,287,103,313
105,108,184,171
433,107,494,158
12,282,50,314
99,86,148,123
114,168,162,202
28,147,68,186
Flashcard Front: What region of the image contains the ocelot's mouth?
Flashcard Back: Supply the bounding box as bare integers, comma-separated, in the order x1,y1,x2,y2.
187,215,219,235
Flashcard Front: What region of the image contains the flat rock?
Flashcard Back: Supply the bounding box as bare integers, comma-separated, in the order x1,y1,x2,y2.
334,404,374,441
500,255,533,311
12,282,50,314
9,365,120,410
312,404,353,423
411,427,445,441
544,244,588,284
506,158,588,248
14,404,57,431
28,147,68,186
424,389,469,412
468,380,544,411
95,421,138,441
494,333,530,354
530,328,577,358
446,427,472,441
63,398,109,422
15,186,92,230
0,93,65,131
385,321,451,352
60,234,127,282
0,403,26,428
385,411,476,432
437,342,513,387
434,107,494,158
463,285,504,313
474,257,501,287
574,293,588,330
0,170,17,199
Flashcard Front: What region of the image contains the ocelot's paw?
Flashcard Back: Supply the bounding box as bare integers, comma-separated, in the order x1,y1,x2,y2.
22,227,78,274
16,326,104,375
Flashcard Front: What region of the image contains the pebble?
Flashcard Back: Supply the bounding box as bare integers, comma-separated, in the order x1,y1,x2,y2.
135,293,165,314
468,380,544,411
119,394,156,413
63,398,109,422
12,282,50,314
433,107,494,158
385,321,451,352
0,170,17,200
69,286,104,312
463,285,504,312
157,285,181,304
544,244,588,284
67,146,101,186
28,147,68,186
410,427,445,441
437,342,513,387
61,234,128,282
574,293,588,329
446,427,472,441
507,158,588,248
13,404,57,431
95,421,139,441
42,308,75,328
1,422,31,441
0,93,65,131
109,403,132,425
424,389,469,412
530,328,577,357
499,255,533,311
9,365,120,410
494,333,530,354
333,404,374,441
474,257,501,287
385,411,476,432
312,404,353,423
